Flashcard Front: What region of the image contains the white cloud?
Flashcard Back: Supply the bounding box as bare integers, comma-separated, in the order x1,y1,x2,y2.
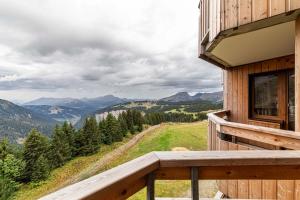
0,0,221,101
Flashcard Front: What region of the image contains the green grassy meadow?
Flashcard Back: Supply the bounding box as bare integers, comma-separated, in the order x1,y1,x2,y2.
14,121,211,200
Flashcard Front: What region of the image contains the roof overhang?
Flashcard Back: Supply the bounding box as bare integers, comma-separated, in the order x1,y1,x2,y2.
211,21,295,66
200,9,300,68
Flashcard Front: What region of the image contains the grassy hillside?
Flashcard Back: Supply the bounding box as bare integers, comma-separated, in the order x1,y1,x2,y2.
15,121,213,199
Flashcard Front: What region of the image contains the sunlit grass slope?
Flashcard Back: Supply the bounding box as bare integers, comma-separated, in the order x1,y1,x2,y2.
15,121,209,200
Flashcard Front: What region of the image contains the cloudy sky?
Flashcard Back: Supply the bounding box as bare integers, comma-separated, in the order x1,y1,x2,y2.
0,0,221,102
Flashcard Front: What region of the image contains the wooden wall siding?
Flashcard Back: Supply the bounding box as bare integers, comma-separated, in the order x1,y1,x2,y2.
238,0,252,26
208,111,300,199
207,120,218,151
199,0,209,43
227,143,238,197
237,145,249,198
215,139,299,199
223,55,294,125
199,0,300,44
252,0,268,21
225,0,238,29
270,0,286,16
291,0,300,10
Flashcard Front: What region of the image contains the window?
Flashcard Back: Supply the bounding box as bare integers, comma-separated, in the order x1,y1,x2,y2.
249,70,295,130
250,71,285,122
253,74,278,116
288,73,295,131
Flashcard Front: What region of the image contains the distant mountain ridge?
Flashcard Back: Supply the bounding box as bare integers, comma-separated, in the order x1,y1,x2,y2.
24,95,128,111
2,92,223,143
24,105,83,125
160,91,223,102
23,95,131,129
0,99,56,143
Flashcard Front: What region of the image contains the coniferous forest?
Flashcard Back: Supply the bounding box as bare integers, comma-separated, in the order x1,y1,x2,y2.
0,109,207,199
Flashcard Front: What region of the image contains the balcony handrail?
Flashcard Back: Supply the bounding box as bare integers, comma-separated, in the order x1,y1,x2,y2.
208,110,300,149
41,151,300,200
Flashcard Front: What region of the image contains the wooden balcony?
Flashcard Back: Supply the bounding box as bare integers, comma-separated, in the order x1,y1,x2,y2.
40,147,300,200
208,110,300,199
198,0,300,67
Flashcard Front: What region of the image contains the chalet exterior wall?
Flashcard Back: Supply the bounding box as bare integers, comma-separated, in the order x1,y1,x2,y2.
223,55,294,126
200,1,300,199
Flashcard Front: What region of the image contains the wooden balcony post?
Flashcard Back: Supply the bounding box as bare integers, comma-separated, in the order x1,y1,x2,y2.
296,15,300,132
191,167,199,200
147,172,155,200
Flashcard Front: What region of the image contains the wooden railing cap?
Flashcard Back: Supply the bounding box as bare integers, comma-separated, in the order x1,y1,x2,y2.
208,110,300,141
155,150,300,167
40,150,300,200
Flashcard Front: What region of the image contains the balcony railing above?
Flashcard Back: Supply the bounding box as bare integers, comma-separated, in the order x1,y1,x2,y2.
41,150,300,200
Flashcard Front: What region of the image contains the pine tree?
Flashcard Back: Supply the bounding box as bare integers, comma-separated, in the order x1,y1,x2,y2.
133,110,144,132
31,155,50,182
78,117,100,155
118,113,128,137
23,129,49,181
89,117,100,150
125,110,135,134
48,125,72,169
0,138,9,160
73,129,84,156
62,122,76,157
0,154,25,181
105,114,122,143
98,120,106,144
100,118,112,145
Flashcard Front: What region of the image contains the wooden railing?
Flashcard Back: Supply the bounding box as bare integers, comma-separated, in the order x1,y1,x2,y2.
40,151,300,200
208,110,300,199
208,110,300,150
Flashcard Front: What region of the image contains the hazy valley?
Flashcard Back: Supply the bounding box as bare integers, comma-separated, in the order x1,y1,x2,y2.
0,91,222,143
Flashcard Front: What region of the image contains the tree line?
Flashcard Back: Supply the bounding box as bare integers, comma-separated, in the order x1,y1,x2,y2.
0,109,207,199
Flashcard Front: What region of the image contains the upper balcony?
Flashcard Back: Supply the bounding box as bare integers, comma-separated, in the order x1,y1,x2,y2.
199,0,300,67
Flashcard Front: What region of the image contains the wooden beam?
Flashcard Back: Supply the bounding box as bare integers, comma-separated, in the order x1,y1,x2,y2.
41,150,300,200
146,172,155,200
40,153,160,200
155,151,300,167
155,164,300,180
191,167,199,200
295,15,300,132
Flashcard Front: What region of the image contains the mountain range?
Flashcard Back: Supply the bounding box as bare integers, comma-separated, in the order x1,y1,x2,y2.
159,91,223,102
24,95,128,111
0,91,222,143
0,99,56,143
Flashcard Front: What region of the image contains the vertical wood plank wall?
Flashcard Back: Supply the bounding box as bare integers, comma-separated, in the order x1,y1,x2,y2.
208,120,300,199
208,55,297,199
199,0,300,44
223,55,294,124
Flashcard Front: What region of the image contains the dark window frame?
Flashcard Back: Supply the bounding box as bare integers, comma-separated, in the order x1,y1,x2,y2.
249,70,293,126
